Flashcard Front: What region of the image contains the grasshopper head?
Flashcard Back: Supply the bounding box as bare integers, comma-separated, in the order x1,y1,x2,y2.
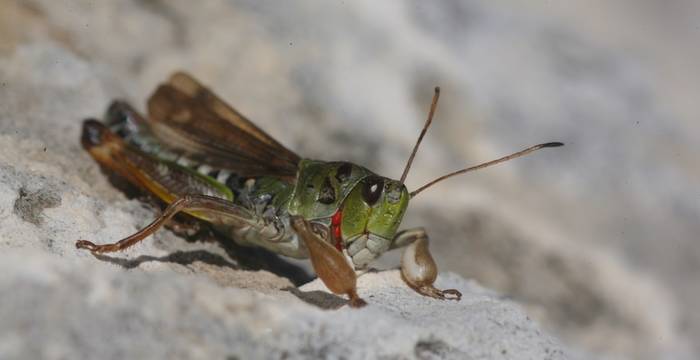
340,176,409,268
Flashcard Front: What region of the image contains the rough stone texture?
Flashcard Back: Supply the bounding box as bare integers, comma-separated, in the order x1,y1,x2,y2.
1,253,567,360
1,1,698,359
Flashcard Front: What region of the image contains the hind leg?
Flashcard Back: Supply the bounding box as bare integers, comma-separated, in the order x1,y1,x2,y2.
77,194,254,253
78,119,242,253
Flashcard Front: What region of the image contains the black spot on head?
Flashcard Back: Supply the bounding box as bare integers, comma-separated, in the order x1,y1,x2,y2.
317,176,336,204
335,163,353,183
361,176,384,206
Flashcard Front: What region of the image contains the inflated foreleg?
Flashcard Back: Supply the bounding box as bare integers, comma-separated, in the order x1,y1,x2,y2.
291,216,366,308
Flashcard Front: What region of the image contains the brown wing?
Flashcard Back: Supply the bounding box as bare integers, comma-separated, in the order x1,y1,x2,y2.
146,72,301,179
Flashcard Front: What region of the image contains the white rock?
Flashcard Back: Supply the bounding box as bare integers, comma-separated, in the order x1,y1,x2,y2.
0,251,570,360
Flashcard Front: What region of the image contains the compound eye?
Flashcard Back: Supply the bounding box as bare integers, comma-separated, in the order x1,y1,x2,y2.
361,176,384,206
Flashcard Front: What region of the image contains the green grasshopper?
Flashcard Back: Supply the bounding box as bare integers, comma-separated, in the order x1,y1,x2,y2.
76,72,562,307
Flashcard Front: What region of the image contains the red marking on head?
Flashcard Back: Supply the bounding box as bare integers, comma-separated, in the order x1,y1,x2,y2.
331,210,343,252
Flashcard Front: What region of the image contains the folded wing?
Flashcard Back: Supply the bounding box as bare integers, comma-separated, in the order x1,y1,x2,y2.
146,72,301,179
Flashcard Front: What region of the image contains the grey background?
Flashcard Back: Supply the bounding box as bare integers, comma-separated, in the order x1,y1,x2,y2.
1,1,698,359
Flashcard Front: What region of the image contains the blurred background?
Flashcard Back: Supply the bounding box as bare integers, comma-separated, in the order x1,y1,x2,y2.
1,1,698,359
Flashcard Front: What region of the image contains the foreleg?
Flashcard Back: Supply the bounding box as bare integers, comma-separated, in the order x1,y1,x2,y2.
290,216,367,308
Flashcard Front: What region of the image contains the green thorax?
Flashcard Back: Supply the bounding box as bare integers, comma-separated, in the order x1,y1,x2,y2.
288,159,410,245
287,159,372,220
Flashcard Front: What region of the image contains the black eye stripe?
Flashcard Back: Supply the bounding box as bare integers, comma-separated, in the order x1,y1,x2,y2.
362,176,384,205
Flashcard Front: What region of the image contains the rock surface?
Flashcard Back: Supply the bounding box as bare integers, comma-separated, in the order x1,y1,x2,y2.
1,252,567,360
1,1,698,359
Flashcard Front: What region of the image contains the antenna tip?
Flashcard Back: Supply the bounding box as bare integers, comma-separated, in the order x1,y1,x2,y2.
434,86,440,93
542,142,564,148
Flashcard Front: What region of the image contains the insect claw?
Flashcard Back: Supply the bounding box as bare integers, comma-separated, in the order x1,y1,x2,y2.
75,239,100,252
412,285,462,301
442,288,462,301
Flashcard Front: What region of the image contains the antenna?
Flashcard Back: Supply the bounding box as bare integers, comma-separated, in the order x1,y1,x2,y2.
400,86,441,184
410,142,564,198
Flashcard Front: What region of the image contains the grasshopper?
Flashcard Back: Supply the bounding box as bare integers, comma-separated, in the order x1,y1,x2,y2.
76,72,562,307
